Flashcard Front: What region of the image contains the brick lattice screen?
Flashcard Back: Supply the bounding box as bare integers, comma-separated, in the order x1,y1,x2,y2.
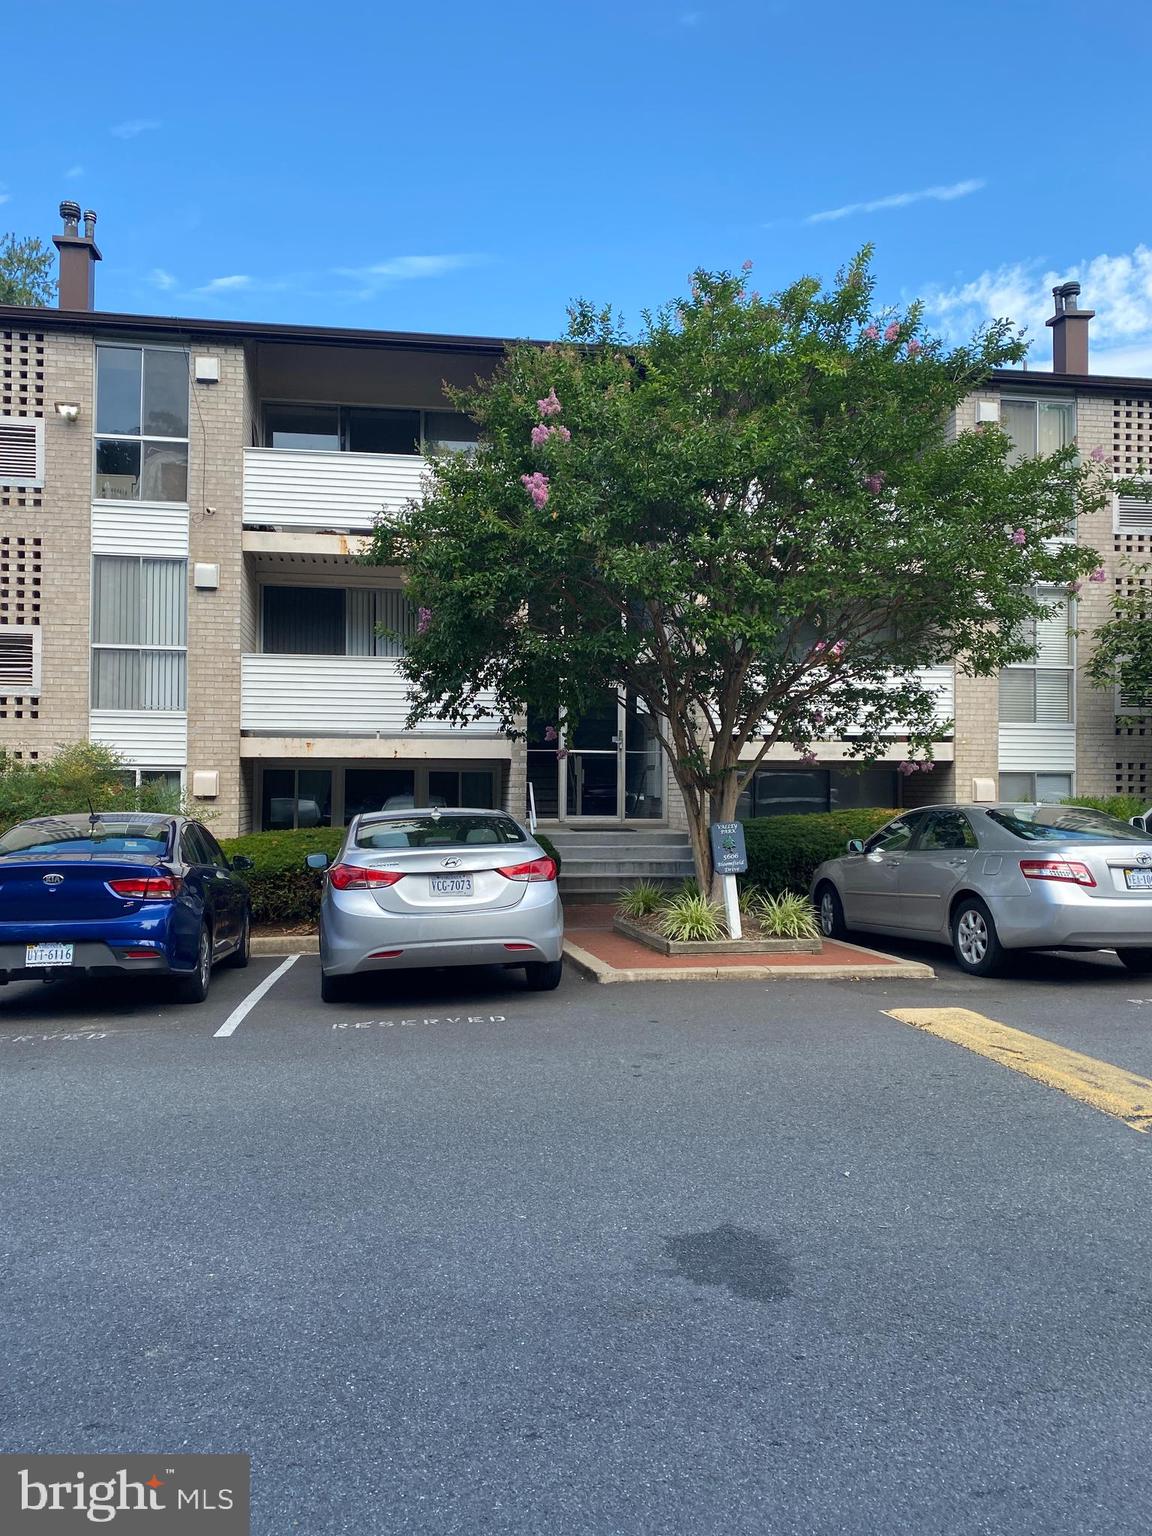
1,328,46,513
0,533,41,721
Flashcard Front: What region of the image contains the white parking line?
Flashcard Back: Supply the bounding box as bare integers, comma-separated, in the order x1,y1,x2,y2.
213,955,299,1038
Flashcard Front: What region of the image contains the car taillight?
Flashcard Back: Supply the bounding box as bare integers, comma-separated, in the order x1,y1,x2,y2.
1019,859,1096,887
496,857,557,883
328,863,405,890
107,875,181,900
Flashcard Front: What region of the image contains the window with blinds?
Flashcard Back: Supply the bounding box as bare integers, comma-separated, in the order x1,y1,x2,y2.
91,555,187,710
998,590,1074,723
261,585,417,657
0,417,44,488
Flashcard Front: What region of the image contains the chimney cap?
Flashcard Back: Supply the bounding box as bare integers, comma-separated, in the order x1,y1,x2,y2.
58,200,81,233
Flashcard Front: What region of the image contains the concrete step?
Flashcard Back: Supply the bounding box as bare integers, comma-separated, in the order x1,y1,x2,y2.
560,873,692,897
560,858,696,877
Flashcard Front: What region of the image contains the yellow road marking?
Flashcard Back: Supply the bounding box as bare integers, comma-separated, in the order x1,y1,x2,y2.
884,1006,1152,1135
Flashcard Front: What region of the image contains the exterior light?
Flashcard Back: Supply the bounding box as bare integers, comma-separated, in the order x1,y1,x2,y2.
55,402,80,422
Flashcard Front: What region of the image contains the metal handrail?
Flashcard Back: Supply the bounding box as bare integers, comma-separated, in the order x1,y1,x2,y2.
528,781,538,834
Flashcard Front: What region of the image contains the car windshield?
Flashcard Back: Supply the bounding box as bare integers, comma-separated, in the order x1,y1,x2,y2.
985,805,1151,844
0,819,172,857
353,814,527,851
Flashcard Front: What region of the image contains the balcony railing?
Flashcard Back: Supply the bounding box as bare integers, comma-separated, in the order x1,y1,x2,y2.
241,654,501,737
243,448,429,531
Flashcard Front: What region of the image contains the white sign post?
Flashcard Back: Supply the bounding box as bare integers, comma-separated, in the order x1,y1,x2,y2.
722,874,742,942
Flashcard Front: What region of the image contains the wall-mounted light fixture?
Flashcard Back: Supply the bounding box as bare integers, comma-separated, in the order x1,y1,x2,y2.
54,402,81,422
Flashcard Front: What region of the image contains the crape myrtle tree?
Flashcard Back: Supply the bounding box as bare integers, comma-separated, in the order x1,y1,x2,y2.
366,250,1112,900
1086,562,1152,713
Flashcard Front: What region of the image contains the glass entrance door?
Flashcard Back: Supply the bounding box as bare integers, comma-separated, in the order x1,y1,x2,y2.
527,691,666,822
565,692,619,818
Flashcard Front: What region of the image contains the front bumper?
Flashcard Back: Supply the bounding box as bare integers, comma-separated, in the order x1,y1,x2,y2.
320,887,565,975
988,891,1152,950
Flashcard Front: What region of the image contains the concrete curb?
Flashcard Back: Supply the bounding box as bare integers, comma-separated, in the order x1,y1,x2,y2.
562,938,935,984
253,935,318,957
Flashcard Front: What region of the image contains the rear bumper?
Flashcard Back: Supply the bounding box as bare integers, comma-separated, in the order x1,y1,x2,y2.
320,890,565,975
988,892,1152,950
0,940,174,982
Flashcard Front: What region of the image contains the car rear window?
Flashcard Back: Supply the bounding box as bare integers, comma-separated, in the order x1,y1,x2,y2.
353,814,527,851
0,820,172,857
985,806,1150,844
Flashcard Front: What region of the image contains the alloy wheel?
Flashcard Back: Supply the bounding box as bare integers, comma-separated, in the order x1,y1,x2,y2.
820,891,836,937
956,908,988,966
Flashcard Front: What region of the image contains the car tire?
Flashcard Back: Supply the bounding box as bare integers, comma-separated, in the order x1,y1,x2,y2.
225,909,251,970
950,897,1005,977
174,923,213,1004
320,969,349,1003
815,882,848,941
524,959,563,991
1116,947,1152,973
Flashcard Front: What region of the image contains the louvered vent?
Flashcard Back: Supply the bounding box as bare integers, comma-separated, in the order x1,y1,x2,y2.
1117,492,1152,532
0,417,43,487
0,627,39,691
1118,685,1152,714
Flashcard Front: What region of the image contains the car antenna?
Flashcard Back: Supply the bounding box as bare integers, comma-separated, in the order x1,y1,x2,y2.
88,798,105,837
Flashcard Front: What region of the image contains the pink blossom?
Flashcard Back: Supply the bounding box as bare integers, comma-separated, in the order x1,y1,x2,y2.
1090,445,1107,462
551,424,571,443
865,473,885,494
556,746,569,760
530,423,550,447
536,388,562,417
812,710,825,726
863,325,879,341
1070,581,1083,594
830,640,846,658
749,291,761,302
520,471,550,509
799,751,818,766
906,338,922,356
812,641,827,655
544,725,558,742
1011,528,1027,546
898,760,917,777
417,607,432,635
1090,567,1107,582
884,322,901,343
742,259,754,271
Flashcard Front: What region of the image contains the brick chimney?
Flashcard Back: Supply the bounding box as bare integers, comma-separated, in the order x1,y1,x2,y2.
1046,280,1093,375
52,201,101,310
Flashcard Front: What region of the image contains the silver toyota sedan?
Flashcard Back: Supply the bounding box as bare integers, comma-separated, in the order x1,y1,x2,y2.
810,802,1152,975
307,808,564,1001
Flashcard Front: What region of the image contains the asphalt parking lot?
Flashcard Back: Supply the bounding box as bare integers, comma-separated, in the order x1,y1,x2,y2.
3,951,1152,1534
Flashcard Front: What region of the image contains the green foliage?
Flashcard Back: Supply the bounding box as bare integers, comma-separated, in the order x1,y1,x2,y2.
617,879,665,917
367,250,1112,891
742,808,898,896
535,833,562,873
1085,559,1152,717
0,232,55,306
736,880,762,915
660,889,725,942
220,827,345,926
0,743,132,833
753,889,821,939
1062,794,1148,821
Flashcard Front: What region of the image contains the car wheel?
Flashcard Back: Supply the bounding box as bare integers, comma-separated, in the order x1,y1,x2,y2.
950,897,1005,977
524,959,563,991
226,909,251,970
1116,947,1152,973
320,969,349,1003
815,883,848,941
174,924,212,1004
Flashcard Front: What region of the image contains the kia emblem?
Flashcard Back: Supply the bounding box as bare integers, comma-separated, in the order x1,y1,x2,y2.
42,873,63,886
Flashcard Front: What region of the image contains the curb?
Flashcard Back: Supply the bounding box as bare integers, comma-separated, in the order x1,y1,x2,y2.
253,935,318,957
562,938,934,984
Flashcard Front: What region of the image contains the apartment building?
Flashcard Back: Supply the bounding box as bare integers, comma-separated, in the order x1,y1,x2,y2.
0,203,1148,840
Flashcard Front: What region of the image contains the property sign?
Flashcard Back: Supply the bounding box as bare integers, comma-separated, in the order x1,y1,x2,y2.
709,821,747,876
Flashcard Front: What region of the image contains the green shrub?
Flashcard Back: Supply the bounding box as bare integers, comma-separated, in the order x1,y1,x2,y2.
536,833,562,873
1061,794,1147,823
742,808,898,896
660,890,725,942
754,890,820,939
618,879,664,918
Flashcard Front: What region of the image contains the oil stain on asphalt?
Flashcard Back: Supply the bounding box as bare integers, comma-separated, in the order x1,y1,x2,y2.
661,1223,794,1304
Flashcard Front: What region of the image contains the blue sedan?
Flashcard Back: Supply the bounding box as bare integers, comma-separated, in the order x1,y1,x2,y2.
0,812,252,1002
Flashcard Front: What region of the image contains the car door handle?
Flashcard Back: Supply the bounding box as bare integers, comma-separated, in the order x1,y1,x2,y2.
882,859,900,868
946,858,968,867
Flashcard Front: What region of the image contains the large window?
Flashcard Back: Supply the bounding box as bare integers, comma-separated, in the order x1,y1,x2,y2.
998,590,1074,724
95,345,189,502
998,772,1074,802
263,403,478,456
261,585,417,656
736,764,898,819
91,556,187,710
1000,397,1076,464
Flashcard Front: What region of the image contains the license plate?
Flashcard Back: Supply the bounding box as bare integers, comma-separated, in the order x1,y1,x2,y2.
26,942,74,967
429,875,474,898
1125,869,1152,890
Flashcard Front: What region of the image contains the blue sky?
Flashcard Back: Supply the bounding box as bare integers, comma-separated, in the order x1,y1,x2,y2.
6,0,1152,371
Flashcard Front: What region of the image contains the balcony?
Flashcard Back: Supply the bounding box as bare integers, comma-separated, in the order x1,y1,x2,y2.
243,448,429,532
240,654,503,739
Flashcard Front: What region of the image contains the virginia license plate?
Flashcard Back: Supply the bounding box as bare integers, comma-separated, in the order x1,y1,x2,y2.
26,942,74,966
1125,869,1152,890
429,875,474,898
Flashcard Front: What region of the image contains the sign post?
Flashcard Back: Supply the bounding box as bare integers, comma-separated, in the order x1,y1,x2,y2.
709,821,748,941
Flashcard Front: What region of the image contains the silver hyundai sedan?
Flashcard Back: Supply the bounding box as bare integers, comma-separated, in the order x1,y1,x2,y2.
810,802,1152,975
307,808,564,1001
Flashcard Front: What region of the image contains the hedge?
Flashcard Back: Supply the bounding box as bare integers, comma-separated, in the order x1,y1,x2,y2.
741,809,899,897
219,826,562,928
1061,794,1148,822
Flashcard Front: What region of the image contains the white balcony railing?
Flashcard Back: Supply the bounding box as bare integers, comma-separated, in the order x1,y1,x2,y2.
243,448,429,531
241,654,502,737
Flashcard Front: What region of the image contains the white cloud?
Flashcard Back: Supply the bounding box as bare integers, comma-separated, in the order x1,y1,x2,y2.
149,268,178,291
923,245,1152,374
334,253,485,300
0,188,8,206
110,118,160,139
64,164,84,180
197,274,252,293
804,178,985,224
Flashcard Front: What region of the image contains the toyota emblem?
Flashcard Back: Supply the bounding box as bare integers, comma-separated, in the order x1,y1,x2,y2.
1139,853,1152,867
42,873,64,886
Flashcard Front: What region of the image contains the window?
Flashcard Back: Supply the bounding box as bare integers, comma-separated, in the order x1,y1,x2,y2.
262,403,478,456
0,626,41,692
863,814,925,854
352,813,526,851
998,772,1073,802
0,416,44,487
917,810,978,851
261,585,417,657
261,768,333,830
95,345,189,502
998,589,1074,724
342,768,414,821
91,555,187,710
1000,397,1076,464
735,765,898,819
986,805,1146,843
429,769,496,809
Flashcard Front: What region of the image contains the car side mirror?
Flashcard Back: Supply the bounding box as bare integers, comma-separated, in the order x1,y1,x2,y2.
306,853,330,871
846,838,865,854
1131,816,1147,831
230,854,254,871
